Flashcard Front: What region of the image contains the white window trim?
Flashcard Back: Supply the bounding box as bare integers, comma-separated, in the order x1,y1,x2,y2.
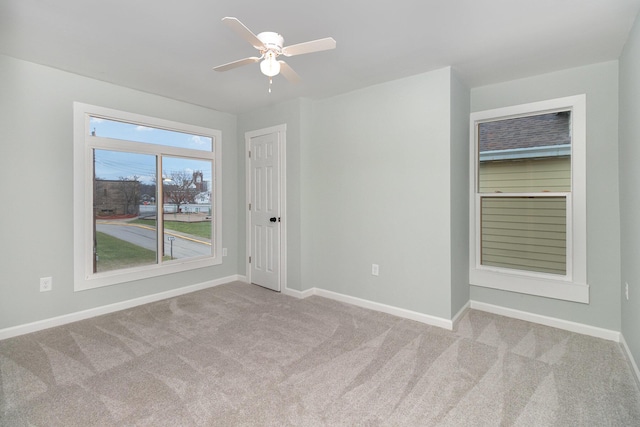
469,95,588,303
73,102,222,291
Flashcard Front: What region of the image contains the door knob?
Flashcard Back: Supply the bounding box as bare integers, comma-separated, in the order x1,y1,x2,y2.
270,217,277,222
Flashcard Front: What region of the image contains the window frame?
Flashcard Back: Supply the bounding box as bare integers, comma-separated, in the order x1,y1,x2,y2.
469,95,588,303
73,102,222,291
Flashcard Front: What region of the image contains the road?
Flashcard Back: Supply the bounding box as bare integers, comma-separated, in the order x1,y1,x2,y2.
96,221,211,259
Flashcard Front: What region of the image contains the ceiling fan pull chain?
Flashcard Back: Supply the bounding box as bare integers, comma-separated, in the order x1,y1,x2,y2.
269,77,273,93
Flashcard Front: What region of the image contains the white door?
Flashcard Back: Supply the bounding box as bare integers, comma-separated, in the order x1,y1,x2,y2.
249,131,280,291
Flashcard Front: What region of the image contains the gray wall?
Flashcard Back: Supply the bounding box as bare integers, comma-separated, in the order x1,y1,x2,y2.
0,54,239,329
449,72,471,316
470,61,621,330
239,67,471,320
619,12,640,370
301,67,459,318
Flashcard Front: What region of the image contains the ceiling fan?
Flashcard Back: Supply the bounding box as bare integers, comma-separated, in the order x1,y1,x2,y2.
213,17,336,88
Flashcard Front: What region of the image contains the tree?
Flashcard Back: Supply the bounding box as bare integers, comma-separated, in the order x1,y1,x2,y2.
139,182,156,203
162,170,198,209
117,175,140,215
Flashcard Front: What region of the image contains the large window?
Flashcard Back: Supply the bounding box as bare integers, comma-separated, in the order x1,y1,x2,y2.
470,95,588,303
74,103,222,291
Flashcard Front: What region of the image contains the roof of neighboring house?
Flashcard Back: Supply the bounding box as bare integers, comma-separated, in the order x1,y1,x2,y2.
479,112,570,152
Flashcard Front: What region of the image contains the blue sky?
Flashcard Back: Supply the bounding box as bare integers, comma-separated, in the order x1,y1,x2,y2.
90,117,212,186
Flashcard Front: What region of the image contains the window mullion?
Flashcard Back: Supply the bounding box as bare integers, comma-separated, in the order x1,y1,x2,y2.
157,155,164,265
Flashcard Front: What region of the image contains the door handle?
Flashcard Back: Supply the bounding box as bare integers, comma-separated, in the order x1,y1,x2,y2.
270,217,277,222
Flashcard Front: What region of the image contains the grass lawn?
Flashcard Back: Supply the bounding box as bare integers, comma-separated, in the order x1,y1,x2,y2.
95,231,157,272
131,218,211,239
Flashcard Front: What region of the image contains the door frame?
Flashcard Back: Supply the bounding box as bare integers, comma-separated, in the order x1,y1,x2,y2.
245,124,287,292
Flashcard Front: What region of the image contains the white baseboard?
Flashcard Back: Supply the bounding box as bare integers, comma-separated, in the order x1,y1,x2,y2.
620,334,640,389
0,275,242,341
237,278,313,299
4,275,629,357
310,288,454,330
470,300,621,342
451,301,471,330
282,286,315,299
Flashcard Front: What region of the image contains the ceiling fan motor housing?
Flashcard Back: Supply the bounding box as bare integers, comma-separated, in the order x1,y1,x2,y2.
257,32,284,55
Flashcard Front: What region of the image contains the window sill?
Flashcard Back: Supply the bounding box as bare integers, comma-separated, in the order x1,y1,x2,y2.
470,267,589,303
74,256,221,292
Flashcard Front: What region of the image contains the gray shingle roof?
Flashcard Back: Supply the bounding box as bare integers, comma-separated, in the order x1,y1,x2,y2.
479,112,570,152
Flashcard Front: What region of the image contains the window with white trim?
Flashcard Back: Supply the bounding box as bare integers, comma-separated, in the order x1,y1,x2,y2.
73,103,222,291
469,95,588,303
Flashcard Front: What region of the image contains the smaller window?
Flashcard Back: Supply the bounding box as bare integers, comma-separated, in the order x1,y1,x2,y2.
477,111,571,277
469,95,588,303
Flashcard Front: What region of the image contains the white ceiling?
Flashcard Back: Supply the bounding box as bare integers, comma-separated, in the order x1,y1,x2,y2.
1,1,639,114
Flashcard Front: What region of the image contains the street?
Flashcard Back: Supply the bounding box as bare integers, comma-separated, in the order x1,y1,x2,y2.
96,221,211,260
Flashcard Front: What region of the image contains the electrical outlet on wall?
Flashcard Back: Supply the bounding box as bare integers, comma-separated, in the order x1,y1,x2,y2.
372,264,379,276
40,277,53,292
626,282,629,300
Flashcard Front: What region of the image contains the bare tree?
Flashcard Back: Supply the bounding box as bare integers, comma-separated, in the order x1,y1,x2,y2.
118,175,140,215
162,170,198,209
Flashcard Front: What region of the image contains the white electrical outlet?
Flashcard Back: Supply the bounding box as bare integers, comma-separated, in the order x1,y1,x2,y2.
372,264,379,276
223,248,228,257
626,282,629,300
40,277,53,292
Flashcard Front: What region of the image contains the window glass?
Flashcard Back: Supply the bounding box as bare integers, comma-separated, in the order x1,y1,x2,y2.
161,157,213,261
93,149,157,273
89,116,213,151
478,112,571,193
480,196,566,275
476,111,571,276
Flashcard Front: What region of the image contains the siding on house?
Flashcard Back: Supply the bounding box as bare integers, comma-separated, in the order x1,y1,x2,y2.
481,196,567,275
479,156,571,193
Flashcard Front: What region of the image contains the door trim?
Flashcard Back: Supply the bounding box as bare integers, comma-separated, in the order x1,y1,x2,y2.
245,124,287,292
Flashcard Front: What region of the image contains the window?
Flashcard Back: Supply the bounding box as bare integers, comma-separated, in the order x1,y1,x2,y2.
469,95,588,303
74,103,222,291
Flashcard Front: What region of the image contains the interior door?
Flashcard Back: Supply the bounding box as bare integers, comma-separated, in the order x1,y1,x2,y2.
250,131,280,291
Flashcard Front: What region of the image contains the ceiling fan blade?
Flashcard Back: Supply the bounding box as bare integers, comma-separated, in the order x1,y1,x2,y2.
221,17,265,50
282,37,336,57
278,61,301,84
213,57,261,72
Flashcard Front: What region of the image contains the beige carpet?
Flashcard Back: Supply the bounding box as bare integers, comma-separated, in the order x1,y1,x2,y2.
1,281,639,426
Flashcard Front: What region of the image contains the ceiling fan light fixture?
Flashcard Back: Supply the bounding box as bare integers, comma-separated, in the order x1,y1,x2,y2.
260,51,281,77
214,17,336,86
